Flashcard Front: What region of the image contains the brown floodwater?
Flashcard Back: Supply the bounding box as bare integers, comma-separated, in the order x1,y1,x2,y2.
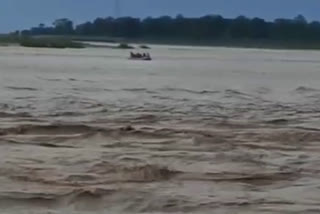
0,45,320,214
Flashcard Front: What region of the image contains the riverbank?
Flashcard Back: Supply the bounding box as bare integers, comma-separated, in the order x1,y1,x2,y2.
1,34,320,50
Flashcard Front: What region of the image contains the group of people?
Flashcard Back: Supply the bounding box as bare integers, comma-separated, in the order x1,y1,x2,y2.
130,52,151,59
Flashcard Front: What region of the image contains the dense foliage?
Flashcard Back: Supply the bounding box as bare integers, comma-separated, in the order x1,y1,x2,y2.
16,15,320,44
19,37,84,48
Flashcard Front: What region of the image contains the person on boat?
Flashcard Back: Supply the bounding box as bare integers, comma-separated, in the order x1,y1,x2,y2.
129,52,152,60
130,52,140,58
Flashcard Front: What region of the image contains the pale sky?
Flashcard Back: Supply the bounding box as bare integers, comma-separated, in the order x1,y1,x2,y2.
0,0,319,33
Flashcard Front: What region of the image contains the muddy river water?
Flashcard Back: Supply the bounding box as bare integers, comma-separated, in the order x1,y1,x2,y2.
0,45,320,213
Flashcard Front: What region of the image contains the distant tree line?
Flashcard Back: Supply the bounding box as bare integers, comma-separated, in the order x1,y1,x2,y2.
15,14,320,42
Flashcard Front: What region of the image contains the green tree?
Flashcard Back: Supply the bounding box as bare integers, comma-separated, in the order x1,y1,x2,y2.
53,18,74,34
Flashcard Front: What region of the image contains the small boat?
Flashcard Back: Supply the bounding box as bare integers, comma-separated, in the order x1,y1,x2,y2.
129,52,152,61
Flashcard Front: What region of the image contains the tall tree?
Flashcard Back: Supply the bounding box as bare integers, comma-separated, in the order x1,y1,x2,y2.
53,18,74,35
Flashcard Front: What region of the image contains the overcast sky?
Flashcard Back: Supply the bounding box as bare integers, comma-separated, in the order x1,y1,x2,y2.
0,0,319,33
